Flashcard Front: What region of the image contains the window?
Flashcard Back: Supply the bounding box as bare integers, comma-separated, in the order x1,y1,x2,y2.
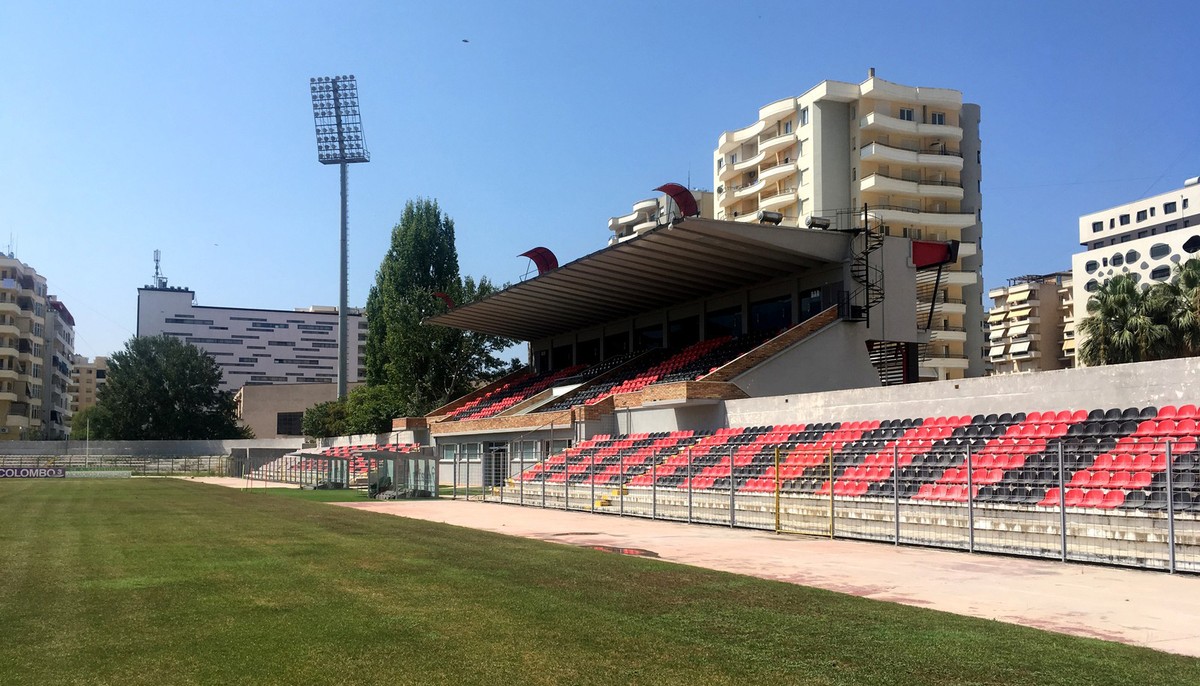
799,107,809,126
1151,266,1171,281
1085,280,1099,293
1137,210,1148,222
1091,221,1103,233
1150,243,1170,259
730,153,737,165
1166,223,1178,232
1126,249,1139,263
1111,253,1124,266
784,120,792,134
1165,201,1177,214
1109,218,1115,228
898,107,914,121
1085,260,1099,273
1119,214,1130,225
930,112,945,125
1093,242,1103,249
1185,198,1190,209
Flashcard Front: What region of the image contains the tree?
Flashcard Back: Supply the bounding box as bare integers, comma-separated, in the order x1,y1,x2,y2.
1159,258,1200,357
301,399,347,439
1079,274,1176,366
343,385,409,435
87,336,251,440
364,198,517,416
68,405,107,440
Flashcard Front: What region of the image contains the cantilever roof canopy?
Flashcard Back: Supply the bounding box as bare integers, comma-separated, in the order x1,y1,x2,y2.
426,217,851,341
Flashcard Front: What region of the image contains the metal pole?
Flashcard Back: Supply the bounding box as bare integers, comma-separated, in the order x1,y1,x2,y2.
828,447,835,539
564,451,570,511
619,453,625,516
966,442,974,553
85,416,90,469
1057,442,1066,562
452,449,458,500
1166,441,1177,574
337,161,349,400
728,447,735,528
519,444,525,506
590,449,596,513
893,444,900,545
651,454,658,520
773,447,781,533
686,448,693,524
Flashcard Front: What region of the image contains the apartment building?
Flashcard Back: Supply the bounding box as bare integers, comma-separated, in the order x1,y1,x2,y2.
608,190,715,244
137,285,367,393
712,69,984,381
1071,177,1200,327
986,273,1072,374
0,255,50,440
69,355,108,415
39,296,75,438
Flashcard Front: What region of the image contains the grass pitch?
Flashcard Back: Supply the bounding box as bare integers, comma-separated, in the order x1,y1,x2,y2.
1,480,1197,686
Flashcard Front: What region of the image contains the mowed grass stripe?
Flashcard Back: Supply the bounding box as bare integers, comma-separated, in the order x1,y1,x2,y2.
0,480,1195,686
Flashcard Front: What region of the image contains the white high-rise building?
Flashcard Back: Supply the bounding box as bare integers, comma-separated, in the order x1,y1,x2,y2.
712,70,985,380
137,285,366,392
1071,177,1200,333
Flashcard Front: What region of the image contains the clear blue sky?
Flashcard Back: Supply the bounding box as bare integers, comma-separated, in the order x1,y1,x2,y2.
2,1,1198,359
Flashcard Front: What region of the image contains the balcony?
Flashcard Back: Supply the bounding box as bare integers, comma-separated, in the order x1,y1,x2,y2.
859,173,964,201
717,119,767,153
733,179,765,200
758,131,797,155
872,205,976,231
929,328,967,343
717,160,740,182
923,355,970,370
731,150,766,174
858,111,963,141
760,188,798,211
861,141,963,171
759,160,797,184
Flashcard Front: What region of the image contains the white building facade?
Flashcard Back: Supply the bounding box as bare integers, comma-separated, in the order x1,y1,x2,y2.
1071,178,1200,327
712,70,985,381
137,286,366,392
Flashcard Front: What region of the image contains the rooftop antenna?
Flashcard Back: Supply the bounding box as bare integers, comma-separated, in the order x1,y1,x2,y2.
153,249,169,289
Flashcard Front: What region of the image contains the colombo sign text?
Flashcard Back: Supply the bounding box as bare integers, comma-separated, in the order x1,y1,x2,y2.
0,467,66,478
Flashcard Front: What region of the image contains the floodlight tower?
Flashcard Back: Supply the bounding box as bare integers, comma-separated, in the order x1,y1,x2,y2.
310,75,370,400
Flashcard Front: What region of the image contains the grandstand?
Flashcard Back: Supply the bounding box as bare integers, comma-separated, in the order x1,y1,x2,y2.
249,441,424,487
385,205,1200,573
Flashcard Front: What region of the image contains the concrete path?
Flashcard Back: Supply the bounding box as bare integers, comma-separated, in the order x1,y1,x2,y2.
336,498,1200,658
175,476,295,489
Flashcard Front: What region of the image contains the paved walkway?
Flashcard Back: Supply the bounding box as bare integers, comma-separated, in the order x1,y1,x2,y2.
336,498,1200,657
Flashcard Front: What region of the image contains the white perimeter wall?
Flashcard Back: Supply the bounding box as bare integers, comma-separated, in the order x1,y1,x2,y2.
725,356,1200,427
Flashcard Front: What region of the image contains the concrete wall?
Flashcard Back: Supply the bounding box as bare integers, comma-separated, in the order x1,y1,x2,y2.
237,382,363,439
726,355,1200,427
732,322,880,398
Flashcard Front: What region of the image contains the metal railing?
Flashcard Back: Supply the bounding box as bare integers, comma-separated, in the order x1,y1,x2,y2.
479,440,1200,574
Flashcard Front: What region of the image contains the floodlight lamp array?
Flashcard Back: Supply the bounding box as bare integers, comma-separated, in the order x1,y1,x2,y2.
310,75,370,164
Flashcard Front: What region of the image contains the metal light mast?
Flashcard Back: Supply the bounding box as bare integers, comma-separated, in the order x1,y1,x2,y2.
310,75,369,400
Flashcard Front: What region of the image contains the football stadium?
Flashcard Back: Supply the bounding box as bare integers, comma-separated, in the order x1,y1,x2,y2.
5,194,1200,683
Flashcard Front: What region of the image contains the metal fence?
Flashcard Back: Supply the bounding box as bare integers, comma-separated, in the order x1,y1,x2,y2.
0,454,228,476
459,441,1200,574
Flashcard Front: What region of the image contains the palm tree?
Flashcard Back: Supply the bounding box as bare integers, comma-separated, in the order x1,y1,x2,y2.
1078,274,1174,366
1162,258,1200,356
